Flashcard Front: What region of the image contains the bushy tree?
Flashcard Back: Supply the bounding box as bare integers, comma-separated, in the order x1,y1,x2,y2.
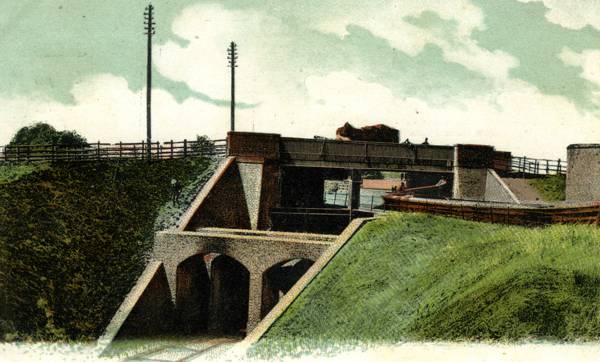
9,123,87,148
191,135,215,156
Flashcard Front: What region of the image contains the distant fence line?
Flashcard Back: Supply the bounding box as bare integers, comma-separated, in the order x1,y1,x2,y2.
510,156,566,175
0,139,227,163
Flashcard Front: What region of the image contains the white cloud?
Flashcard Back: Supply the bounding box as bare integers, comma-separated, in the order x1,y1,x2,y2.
517,0,600,30
0,74,229,145
1,69,596,160
559,47,600,88
154,3,283,104
313,0,519,81
298,71,599,159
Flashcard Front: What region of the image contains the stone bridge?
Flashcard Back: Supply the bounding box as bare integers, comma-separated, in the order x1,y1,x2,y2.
99,226,336,349
99,131,518,351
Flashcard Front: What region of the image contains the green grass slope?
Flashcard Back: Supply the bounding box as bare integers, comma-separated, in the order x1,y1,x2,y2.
255,213,600,355
0,158,215,341
529,175,566,202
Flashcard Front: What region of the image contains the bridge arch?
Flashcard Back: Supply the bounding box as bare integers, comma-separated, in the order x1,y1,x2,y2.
207,254,250,335
175,254,211,334
261,258,315,318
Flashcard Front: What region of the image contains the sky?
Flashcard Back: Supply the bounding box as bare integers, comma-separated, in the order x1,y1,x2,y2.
2,1,600,158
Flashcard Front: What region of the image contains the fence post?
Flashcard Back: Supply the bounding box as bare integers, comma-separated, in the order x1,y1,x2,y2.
119,142,122,159
333,191,337,205
371,195,374,210
16,145,21,162
183,139,188,158
96,141,101,160
141,141,145,160
170,140,174,159
156,141,160,160
557,159,562,174
546,160,549,174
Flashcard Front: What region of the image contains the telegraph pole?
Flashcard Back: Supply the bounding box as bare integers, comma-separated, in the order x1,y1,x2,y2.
227,42,238,132
144,4,155,161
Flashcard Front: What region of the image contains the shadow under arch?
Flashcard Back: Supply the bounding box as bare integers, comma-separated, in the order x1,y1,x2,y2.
208,254,250,335
176,254,211,334
261,258,315,318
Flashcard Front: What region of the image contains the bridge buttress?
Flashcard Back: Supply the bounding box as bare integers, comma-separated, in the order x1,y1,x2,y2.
452,144,494,201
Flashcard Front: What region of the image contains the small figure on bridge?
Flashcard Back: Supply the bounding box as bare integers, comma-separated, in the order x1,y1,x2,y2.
171,178,183,205
422,137,429,145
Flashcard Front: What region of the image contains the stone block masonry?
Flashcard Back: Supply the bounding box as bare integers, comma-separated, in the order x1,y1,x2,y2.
452,144,494,200
566,144,600,202
98,228,335,352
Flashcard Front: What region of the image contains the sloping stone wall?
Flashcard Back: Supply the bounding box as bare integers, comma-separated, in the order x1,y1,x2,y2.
484,169,519,204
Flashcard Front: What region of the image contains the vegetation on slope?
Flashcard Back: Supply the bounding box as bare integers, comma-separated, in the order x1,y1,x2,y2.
254,213,600,356
0,157,215,341
529,174,566,201
0,164,48,184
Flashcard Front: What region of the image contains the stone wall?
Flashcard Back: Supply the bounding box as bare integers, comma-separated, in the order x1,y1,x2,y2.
186,161,252,230
257,161,281,230
566,144,600,201
238,162,263,230
452,145,494,200
152,230,331,335
484,169,519,203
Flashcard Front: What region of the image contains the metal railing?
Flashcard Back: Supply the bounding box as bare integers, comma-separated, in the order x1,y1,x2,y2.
279,137,455,170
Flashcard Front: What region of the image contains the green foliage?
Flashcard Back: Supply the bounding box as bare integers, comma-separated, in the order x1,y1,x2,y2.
191,135,215,156
0,164,48,184
254,213,600,356
9,122,88,148
529,175,566,201
0,157,213,341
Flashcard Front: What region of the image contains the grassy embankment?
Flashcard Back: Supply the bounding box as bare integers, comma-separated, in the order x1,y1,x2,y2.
253,212,600,357
0,157,217,341
529,174,566,202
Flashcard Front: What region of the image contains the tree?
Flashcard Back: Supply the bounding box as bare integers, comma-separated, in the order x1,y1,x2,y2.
9,123,87,148
191,135,215,156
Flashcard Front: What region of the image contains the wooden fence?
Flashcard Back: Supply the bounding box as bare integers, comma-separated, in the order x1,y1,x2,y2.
384,197,599,226
510,156,566,175
0,139,227,163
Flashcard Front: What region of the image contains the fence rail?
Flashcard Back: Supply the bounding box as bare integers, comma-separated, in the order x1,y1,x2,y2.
510,156,566,175
384,198,598,226
0,139,227,163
